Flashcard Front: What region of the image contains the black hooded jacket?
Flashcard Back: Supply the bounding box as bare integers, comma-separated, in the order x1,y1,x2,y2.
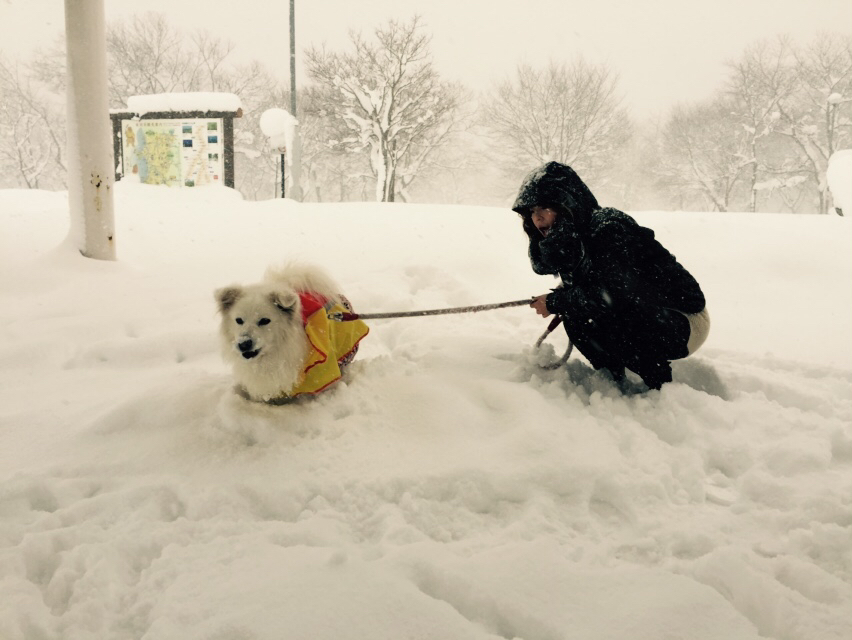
513,162,705,366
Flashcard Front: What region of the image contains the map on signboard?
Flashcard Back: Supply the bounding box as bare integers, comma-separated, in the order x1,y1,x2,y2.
122,119,224,187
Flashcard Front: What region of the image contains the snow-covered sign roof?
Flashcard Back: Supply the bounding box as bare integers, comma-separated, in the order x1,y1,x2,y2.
126,92,242,115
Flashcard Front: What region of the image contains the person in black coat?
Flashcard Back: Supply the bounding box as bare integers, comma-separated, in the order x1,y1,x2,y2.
513,161,710,390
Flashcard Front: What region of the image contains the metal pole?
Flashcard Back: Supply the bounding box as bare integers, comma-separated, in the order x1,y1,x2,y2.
281,153,286,198
289,0,296,116
288,0,303,201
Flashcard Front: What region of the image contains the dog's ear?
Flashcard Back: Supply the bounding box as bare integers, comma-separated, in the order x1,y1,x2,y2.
269,290,298,315
215,286,243,313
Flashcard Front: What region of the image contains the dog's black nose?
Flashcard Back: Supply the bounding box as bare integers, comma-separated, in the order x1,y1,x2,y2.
238,339,254,352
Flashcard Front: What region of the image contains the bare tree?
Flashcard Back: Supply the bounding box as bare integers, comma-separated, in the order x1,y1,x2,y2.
782,33,852,213
399,123,505,205
305,16,466,202
296,86,372,202
106,13,212,105
27,13,224,103
726,33,852,214
482,59,632,193
656,98,752,212
726,37,799,211
0,54,66,189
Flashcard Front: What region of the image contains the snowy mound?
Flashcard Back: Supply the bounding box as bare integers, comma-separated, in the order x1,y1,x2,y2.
0,184,850,640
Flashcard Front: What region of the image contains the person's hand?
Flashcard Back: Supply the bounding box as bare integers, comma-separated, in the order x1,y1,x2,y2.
530,294,551,318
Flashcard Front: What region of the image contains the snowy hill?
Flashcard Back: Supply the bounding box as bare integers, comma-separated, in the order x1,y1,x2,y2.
0,184,850,640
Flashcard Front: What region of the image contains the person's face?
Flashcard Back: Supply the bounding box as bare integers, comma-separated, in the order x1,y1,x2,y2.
530,206,558,237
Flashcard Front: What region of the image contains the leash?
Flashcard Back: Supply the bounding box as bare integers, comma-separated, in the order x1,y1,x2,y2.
328,298,537,321
535,316,574,369
330,297,573,370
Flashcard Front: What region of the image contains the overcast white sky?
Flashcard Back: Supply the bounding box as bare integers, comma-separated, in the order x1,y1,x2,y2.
1,0,850,118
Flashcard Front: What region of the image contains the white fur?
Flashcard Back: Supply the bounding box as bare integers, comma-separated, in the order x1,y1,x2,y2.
215,264,343,402
263,263,341,304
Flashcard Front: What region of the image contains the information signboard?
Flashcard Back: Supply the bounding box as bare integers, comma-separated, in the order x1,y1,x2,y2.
121,118,225,187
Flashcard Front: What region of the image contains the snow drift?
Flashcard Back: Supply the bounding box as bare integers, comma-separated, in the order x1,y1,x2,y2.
0,184,850,640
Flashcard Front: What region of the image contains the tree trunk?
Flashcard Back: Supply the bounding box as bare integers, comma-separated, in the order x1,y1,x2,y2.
384,139,397,202
385,165,395,202
748,141,758,213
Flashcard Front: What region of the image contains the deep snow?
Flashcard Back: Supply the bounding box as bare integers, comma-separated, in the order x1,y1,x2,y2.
0,184,850,640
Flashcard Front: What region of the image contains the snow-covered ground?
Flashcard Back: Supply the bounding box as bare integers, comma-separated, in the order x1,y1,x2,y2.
0,184,850,640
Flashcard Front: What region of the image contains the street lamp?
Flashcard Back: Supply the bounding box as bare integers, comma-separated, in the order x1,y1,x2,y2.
259,108,297,199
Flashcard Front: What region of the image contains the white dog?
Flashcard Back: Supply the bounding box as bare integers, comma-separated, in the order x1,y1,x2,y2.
215,264,369,403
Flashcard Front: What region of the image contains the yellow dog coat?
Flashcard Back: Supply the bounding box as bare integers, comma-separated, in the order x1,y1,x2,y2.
287,292,369,398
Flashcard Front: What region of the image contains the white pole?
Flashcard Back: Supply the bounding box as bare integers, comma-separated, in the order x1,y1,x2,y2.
64,0,116,260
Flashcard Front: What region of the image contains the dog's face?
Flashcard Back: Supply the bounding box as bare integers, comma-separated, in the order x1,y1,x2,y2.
215,284,301,362
214,265,355,402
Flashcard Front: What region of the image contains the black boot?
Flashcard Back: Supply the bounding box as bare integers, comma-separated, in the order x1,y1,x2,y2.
636,360,672,390
605,365,626,383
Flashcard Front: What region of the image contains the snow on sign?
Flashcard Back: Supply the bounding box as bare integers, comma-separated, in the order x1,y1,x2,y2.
110,92,242,189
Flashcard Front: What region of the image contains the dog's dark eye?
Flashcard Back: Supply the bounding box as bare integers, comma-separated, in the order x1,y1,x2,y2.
235,318,244,325
257,318,271,326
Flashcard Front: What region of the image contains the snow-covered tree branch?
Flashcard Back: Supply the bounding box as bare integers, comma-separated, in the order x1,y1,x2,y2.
481,59,632,189
725,33,852,214
0,54,66,189
305,16,466,202
656,98,752,212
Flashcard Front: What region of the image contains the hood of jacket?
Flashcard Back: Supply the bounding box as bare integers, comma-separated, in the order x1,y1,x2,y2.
512,162,599,230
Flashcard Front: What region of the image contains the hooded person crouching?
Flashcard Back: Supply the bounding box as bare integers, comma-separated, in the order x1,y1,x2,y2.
514,161,710,390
